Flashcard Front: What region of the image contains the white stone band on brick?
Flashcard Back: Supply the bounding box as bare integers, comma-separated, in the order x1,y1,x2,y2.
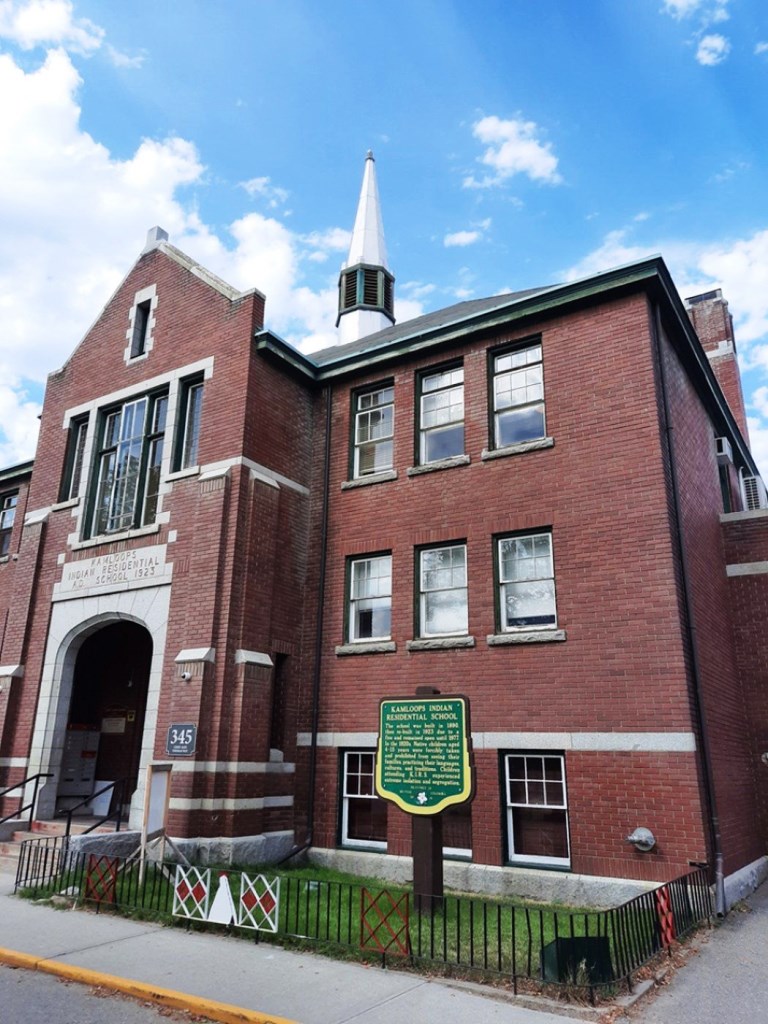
726,562,768,576
298,730,696,752
169,795,294,811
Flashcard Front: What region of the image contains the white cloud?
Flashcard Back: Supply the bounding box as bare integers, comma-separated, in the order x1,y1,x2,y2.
662,0,704,18
565,224,768,474
444,230,481,248
0,0,102,53
0,375,40,465
0,47,371,463
105,44,145,70
662,0,730,23
755,42,768,55
240,176,290,208
464,115,561,189
697,33,730,65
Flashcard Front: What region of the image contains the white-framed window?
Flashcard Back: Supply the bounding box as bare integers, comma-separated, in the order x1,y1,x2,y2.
0,491,17,556
175,378,204,470
419,366,464,464
353,385,394,477
60,416,89,502
418,544,468,637
340,751,386,849
492,343,545,448
497,532,557,631
443,803,472,858
504,753,570,867
348,554,392,642
90,391,168,537
124,285,158,363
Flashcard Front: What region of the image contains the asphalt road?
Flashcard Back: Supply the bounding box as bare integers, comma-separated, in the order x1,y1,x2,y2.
0,964,210,1024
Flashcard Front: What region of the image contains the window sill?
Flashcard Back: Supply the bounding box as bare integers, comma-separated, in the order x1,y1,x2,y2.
0,555,8,564
507,859,571,872
71,522,161,551
407,636,475,651
487,630,566,645
340,842,386,853
481,437,554,461
166,467,200,482
407,455,470,477
52,497,80,512
341,470,397,490
335,641,397,656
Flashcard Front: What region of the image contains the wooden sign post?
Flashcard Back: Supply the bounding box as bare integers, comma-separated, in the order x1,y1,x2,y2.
376,687,474,912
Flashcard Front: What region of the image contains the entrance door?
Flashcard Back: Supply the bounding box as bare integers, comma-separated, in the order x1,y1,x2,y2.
58,621,152,816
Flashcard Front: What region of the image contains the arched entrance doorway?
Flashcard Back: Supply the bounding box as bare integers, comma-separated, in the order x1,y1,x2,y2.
56,621,152,817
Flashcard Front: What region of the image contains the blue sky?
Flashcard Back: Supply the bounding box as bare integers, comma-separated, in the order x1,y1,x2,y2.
2,0,768,470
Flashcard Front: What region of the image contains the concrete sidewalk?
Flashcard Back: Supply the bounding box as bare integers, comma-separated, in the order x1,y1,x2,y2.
621,879,768,1023
0,867,586,1024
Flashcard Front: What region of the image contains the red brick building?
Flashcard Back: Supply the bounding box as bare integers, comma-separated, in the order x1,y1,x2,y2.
2,160,768,908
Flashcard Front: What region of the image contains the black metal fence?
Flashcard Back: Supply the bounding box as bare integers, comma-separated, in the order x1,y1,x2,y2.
15,836,712,1001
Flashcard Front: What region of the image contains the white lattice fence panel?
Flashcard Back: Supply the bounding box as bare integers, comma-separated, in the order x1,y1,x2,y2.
237,873,280,932
172,866,211,920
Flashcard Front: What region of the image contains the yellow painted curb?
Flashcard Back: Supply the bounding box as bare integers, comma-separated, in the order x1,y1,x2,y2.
0,947,298,1024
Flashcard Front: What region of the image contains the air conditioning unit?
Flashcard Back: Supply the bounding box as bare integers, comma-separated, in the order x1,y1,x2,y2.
743,475,768,511
715,437,733,465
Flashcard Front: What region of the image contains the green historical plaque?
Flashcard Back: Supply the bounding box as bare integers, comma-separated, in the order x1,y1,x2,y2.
375,695,473,815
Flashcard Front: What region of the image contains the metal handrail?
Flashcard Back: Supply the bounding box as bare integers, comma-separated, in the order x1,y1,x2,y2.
0,773,53,830
60,778,127,839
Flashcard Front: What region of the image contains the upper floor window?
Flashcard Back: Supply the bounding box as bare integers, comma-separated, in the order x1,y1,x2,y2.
59,415,89,502
497,532,557,631
353,385,394,478
174,378,204,471
0,491,17,556
419,366,464,464
125,285,157,363
130,300,151,358
90,391,167,537
418,543,468,637
492,343,545,448
348,554,392,642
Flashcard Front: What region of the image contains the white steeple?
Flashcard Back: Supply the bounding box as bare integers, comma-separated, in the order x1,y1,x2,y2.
337,151,395,345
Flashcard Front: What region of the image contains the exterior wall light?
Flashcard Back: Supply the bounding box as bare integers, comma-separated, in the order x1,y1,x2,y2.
626,827,656,852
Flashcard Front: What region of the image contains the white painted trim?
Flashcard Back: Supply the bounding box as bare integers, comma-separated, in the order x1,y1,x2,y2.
477,731,697,752
63,361,216,426
175,647,215,663
0,757,28,768
169,760,294,774
720,508,768,522
169,795,293,811
297,732,377,747
124,283,158,364
235,650,273,667
726,562,768,576
298,730,697,752
24,584,172,827
24,507,51,526
0,665,23,678
70,522,161,552
199,456,309,496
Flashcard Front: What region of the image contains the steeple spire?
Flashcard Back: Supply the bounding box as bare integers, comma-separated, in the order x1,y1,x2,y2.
337,151,395,345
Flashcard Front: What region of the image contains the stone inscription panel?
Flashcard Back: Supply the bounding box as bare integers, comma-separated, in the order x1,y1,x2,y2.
58,544,168,595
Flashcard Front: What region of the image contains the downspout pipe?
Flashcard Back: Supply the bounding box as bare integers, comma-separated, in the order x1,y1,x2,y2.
652,302,726,916
279,383,332,865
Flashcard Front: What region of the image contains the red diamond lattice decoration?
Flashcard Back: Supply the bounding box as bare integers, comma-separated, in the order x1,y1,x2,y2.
237,873,280,932
84,854,119,904
360,888,410,957
172,866,210,921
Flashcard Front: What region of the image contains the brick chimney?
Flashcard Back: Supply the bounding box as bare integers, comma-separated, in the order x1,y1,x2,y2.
686,289,749,444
